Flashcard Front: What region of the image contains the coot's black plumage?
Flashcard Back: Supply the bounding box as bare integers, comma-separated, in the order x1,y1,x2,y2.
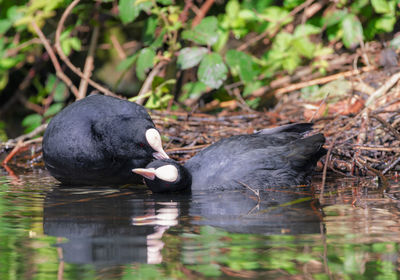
43,94,169,185
133,123,326,193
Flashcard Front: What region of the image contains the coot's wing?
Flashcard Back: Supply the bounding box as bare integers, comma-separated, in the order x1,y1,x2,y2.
255,123,313,135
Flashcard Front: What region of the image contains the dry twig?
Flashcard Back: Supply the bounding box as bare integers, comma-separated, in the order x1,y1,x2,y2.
31,21,80,98
54,0,119,98
78,24,100,99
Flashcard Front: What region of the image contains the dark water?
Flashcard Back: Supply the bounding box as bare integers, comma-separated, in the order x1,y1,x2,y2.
0,169,399,279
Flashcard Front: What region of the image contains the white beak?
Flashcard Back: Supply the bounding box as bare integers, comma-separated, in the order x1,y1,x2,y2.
145,128,169,159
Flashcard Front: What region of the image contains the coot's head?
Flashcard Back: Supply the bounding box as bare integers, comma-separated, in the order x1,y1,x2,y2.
133,159,191,193
93,116,169,160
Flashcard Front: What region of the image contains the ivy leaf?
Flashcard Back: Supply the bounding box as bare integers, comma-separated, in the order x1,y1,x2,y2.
136,48,155,81
198,53,227,89
181,16,219,46
341,14,363,49
225,50,259,83
177,47,208,70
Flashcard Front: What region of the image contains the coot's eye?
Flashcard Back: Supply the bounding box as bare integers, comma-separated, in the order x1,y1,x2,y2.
139,142,146,148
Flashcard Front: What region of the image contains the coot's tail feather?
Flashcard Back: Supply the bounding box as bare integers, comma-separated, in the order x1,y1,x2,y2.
256,123,314,135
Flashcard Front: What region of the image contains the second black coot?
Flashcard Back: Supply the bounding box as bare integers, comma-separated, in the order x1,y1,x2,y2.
133,123,326,192
43,94,169,185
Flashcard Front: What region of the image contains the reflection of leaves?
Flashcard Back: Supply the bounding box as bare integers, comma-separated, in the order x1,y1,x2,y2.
187,264,222,277
122,264,164,279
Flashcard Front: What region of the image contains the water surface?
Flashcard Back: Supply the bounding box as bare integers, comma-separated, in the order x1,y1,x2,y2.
0,169,399,279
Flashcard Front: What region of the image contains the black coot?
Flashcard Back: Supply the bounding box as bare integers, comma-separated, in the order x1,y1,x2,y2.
133,123,326,192
43,94,169,185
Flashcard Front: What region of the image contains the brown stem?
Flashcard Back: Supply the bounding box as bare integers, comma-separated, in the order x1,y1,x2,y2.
54,0,119,98
31,21,80,98
78,24,100,99
135,60,168,105
191,0,215,27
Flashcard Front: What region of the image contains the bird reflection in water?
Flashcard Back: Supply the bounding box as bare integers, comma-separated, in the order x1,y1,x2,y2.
43,187,183,266
43,185,323,267
132,201,180,264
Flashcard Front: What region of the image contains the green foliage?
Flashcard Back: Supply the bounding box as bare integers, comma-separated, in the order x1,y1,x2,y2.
181,17,219,46
198,53,228,89
0,0,399,127
177,47,208,70
21,74,68,133
136,48,156,81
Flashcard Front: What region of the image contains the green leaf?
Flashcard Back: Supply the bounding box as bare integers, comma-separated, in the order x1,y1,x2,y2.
226,0,240,20
238,9,258,21
0,19,12,34
117,54,137,71
293,24,321,37
54,83,67,102
181,16,219,46
69,37,81,51
0,71,8,91
118,0,152,24
292,37,315,59
136,48,155,81
45,74,67,102
341,14,363,49
272,32,293,51
142,16,158,46
225,50,259,82
323,10,348,27
44,103,63,117
157,0,172,4
260,7,292,25
282,53,301,73
177,47,208,70
0,54,24,70
243,81,262,97
284,0,305,9
197,53,227,89
119,0,136,24
374,15,396,32
351,0,369,13
22,114,42,133
180,81,207,101
371,0,393,14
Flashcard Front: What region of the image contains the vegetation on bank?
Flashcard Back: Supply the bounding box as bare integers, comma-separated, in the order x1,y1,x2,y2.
0,0,399,136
